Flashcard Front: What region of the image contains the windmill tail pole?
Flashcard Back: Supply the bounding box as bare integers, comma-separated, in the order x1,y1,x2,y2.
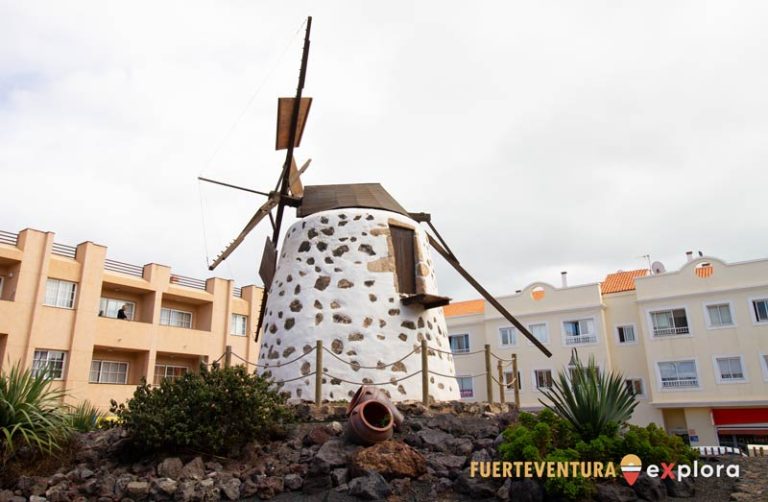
426,233,553,358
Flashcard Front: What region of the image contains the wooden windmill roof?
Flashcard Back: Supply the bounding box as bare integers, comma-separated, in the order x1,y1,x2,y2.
297,183,410,217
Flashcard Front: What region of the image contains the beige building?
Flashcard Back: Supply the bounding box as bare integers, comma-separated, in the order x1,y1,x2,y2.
444,254,768,449
0,228,262,410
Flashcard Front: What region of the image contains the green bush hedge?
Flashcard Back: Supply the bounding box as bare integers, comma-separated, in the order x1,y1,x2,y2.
498,410,698,500
112,364,292,454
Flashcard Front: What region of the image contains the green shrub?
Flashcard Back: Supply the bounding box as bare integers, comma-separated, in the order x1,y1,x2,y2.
66,401,106,433
498,409,698,500
542,448,596,501
0,363,72,465
540,352,637,440
112,364,292,454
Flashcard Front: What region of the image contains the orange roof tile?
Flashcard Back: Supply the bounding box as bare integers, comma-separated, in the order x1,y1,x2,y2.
601,269,649,294
443,299,484,318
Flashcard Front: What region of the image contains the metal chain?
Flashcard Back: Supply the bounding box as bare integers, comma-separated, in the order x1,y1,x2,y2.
322,370,422,386
426,345,484,356
322,346,416,369
274,371,316,384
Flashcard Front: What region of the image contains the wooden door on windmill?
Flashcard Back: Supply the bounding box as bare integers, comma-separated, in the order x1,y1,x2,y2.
390,226,416,294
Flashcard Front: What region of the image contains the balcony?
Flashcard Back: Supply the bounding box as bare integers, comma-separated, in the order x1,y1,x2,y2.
460,389,474,398
653,326,690,337
661,378,698,389
564,334,597,345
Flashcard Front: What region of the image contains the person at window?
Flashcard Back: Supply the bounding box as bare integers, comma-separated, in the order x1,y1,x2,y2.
117,305,128,320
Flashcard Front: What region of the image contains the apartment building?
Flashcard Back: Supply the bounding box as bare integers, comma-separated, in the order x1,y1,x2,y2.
0,228,262,410
444,254,768,449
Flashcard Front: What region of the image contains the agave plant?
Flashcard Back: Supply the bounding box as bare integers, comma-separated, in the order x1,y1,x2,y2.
0,363,73,464
66,400,106,433
539,351,637,440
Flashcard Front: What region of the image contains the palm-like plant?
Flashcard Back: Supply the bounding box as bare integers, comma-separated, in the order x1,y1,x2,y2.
0,363,73,464
539,351,637,440
66,400,106,432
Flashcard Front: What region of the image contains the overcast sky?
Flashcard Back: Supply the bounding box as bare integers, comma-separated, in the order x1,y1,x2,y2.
2,2,767,301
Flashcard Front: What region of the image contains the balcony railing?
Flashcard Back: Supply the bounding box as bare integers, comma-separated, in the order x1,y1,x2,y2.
51,242,76,258
460,389,474,398
0,230,18,246
451,346,470,354
661,378,698,389
104,259,144,278
233,287,243,298
170,274,207,291
653,326,690,337
564,333,597,345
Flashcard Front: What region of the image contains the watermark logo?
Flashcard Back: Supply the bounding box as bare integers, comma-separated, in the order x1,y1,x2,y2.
619,454,642,486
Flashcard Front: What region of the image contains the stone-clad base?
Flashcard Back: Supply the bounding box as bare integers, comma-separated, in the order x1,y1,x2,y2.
258,208,460,403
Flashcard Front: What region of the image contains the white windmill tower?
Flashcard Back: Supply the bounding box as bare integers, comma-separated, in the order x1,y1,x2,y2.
202,17,552,403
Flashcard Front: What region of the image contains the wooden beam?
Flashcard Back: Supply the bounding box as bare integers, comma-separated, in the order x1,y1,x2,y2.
428,235,553,358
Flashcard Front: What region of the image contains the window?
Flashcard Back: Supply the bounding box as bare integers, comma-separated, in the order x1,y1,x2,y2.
715,357,745,382
650,309,689,336
457,376,474,398
624,378,644,397
752,299,768,323
0,276,4,297
89,360,128,384
32,350,66,379
449,334,470,353
563,319,596,345
99,298,135,320
706,304,733,327
160,308,193,328
390,225,416,294
499,327,516,346
761,354,768,381
534,369,553,389
154,365,188,385
231,314,248,336
617,325,636,344
504,371,522,391
44,279,76,309
658,360,698,389
528,323,549,344
569,365,601,382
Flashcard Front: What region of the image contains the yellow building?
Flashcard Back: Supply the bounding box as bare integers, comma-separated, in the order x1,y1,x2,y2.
444,255,768,449
0,228,263,410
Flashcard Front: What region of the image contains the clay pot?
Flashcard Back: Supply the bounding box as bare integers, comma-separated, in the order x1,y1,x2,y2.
347,385,405,429
346,400,394,445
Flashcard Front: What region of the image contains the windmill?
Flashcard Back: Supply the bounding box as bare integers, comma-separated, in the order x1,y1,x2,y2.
202,16,552,403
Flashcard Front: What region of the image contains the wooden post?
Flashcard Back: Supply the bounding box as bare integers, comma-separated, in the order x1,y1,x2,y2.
497,360,505,404
484,344,493,403
421,339,429,406
315,340,323,406
512,354,520,409
224,345,232,368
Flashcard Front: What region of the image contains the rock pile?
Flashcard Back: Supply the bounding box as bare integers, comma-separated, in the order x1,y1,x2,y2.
0,401,721,501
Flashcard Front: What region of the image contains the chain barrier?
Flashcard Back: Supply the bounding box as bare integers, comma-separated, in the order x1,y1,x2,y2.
322,346,416,369
231,346,316,369
322,370,422,386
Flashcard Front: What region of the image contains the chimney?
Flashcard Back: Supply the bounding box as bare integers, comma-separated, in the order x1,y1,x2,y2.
686,251,693,262
561,271,568,288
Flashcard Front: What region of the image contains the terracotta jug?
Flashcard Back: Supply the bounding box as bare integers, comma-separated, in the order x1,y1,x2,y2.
347,385,405,429
346,400,394,445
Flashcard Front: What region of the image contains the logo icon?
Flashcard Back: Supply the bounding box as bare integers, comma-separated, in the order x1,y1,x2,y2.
620,454,642,486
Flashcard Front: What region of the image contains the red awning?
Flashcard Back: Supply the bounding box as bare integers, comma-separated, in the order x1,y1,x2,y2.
717,428,768,435
712,408,768,425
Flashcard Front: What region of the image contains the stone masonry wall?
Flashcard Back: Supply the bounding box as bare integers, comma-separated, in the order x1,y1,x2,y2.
258,208,460,402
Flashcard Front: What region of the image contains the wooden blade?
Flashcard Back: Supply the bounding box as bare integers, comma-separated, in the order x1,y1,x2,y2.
258,237,277,290
209,194,281,270
428,234,553,358
276,97,312,150
288,159,304,197
255,288,269,342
